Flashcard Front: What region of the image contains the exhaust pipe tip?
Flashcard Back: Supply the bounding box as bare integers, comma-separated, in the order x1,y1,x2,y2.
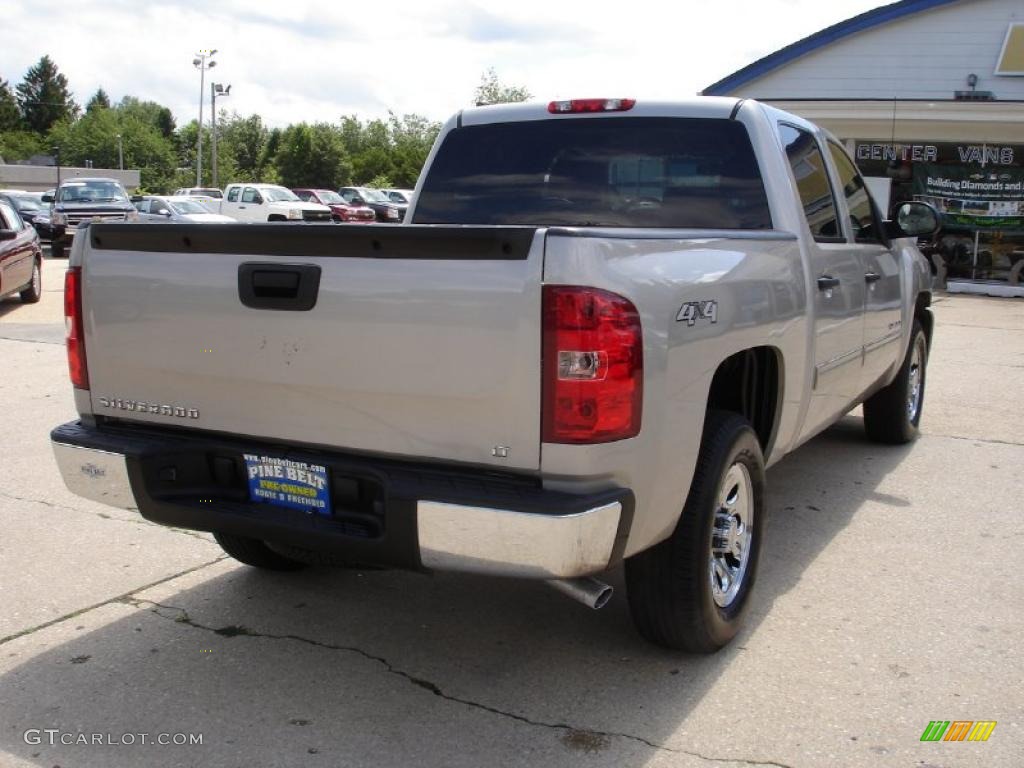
546,577,613,610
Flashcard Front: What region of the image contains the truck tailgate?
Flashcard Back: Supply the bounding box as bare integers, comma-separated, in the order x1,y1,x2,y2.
81,224,544,471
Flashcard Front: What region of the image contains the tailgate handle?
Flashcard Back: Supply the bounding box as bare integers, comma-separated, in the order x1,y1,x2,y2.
238,263,321,311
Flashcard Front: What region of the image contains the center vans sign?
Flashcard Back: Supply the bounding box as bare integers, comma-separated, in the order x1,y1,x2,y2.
855,142,1019,167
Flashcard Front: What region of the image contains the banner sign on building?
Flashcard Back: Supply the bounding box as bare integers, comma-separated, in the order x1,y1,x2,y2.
912,164,1024,230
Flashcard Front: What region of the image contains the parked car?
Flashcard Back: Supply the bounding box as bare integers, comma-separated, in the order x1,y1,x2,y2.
134,195,236,224
0,195,42,304
50,97,939,652
218,184,332,223
339,187,406,222
292,189,376,223
42,177,138,258
1,191,54,241
380,188,415,205
174,187,223,200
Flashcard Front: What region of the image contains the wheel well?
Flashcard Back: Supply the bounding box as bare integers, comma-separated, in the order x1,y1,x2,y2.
915,292,933,349
707,347,781,452
268,214,286,222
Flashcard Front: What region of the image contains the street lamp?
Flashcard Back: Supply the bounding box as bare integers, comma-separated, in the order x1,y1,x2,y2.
116,133,123,171
210,83,231,188
192,49,217,186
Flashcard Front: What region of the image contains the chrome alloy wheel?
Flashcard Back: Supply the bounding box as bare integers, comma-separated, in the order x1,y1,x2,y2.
709,462,754,608
907,335,925,423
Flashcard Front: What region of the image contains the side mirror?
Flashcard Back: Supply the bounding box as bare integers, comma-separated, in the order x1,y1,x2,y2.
41,193,54,203
252,194,264,204
0,229,17,241
886,201,941,239
160,209,172,217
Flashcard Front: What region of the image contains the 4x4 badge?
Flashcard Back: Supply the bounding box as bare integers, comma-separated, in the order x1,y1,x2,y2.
677,300,718,326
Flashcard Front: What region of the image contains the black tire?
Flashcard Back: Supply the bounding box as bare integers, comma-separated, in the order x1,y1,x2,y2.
863,319,927,444
213,532,308,571
50,241,65,259
19,258,42,303
626,411,766,653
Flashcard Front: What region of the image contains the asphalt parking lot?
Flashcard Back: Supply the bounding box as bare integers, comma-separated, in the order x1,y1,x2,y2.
1,254,1021,768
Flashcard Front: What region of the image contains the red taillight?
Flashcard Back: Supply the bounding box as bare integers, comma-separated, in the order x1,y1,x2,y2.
542,286,642,444
548,98,636,114
64,267,89,389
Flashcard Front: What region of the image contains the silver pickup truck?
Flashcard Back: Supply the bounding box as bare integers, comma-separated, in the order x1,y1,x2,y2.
51,98,938,652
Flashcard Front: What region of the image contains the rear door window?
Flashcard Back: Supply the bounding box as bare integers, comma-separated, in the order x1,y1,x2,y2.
226,187,240,203
413,117,772,229
778,124,842,242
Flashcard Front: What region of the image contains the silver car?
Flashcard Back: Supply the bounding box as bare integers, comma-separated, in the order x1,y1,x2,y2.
134,195,236,223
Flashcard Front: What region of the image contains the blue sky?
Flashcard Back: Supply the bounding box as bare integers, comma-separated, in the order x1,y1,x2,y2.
1,0,888,127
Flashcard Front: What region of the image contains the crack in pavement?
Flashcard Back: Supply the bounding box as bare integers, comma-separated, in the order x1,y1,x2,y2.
0,556,227,646
0,334,63,346
128,597,792,768
0,491,212,542
924,433,1024,448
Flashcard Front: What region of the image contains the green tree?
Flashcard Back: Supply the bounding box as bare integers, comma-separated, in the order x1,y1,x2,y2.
473,68,530,106
345,117,395,184
48,107,176,191
335,112,439,186
16,55,79,133
86,88,111,112
274,122,351,188
0,130,46,161
257,127,283,182
218,112,267,181
119,96,175,138
0,77,22,131
387,112,440,188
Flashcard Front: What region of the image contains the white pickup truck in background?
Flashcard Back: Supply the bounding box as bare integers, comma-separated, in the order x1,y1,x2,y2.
219,183,332,223
51,97,939,652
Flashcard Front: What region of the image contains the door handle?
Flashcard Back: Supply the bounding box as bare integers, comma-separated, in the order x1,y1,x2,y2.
817,276,840,291
864,272,882,283
238,263,321,311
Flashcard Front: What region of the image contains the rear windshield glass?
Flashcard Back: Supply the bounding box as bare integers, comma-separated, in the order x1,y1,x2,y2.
413,117,772,229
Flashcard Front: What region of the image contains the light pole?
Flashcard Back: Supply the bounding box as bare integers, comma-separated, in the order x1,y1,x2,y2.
51,146,61,190
192,49,217,187
116,133,123,171
210,83,231,188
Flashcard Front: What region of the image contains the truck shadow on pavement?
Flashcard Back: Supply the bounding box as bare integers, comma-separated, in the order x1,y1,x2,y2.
0,415,915,767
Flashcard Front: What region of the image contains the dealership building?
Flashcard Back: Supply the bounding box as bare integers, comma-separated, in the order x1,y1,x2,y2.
703,0,1024,295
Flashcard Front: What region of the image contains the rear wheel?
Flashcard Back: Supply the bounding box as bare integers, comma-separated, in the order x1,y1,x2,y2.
863,319,927,444
626,411,766,652
20,259,41,303
213,532,308,571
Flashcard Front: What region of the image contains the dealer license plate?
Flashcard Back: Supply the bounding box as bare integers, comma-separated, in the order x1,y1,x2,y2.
243,453,332,517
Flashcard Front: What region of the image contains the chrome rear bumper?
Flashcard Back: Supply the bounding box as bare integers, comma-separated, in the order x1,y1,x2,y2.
52,427,628,579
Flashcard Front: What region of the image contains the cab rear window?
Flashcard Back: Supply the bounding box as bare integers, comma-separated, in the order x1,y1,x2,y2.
413,117,772,229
